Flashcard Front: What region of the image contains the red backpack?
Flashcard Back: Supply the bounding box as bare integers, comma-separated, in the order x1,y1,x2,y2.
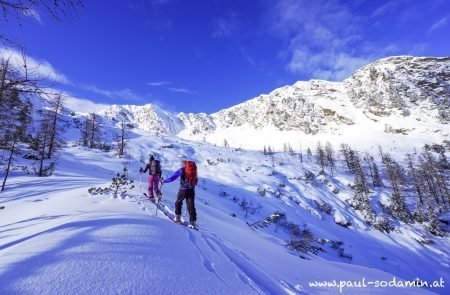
185,161,198,186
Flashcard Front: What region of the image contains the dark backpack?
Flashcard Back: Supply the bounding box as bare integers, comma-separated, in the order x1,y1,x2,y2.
150,160,161,175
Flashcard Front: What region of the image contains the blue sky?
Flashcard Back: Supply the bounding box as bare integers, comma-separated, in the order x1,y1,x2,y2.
2,0,449,113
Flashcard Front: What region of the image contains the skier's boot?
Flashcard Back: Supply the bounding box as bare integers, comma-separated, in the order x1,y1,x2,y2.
174,215,181,223
188,220,196,229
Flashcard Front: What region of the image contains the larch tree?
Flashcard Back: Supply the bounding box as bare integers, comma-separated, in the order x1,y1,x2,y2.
382,153,412,223
325,142,336,176
46,93,65,159
315,142,326,173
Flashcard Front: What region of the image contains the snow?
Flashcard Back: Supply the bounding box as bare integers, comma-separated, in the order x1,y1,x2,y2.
1,126,448,294
1,55,449,294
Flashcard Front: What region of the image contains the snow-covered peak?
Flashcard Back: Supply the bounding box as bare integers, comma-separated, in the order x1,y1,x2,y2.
98,103,184,134
177,112,216,136
344,56,450,122
208,79,351,135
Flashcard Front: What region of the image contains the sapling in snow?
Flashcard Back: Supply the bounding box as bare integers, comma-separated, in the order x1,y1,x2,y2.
88,167,135,198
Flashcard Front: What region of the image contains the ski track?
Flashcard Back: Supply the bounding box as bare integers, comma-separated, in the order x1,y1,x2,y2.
134,190,291,293
200,233,288,295
185,229,229,286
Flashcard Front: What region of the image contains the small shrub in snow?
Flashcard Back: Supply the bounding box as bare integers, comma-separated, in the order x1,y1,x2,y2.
265,211,286,223
33,160,57,176
98,142,112,152
371,215,395,233
330,240,352,261
206,158,218,166
219,189,229,197
15,165,31,175
256,186,266,196
88,186,109,195
415,238,433,246
286,225,323,255
304,170,315,181
334,216,352,228
249,213,323,256
23,153,39,160
239,199,262,217
88,167,134,198
314,200,332,215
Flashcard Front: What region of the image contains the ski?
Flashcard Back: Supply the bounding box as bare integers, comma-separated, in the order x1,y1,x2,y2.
146,193,170,218
188,224,199,231
142,193,198,230
150,197,163,217
174,220,199,231
142,193,153,201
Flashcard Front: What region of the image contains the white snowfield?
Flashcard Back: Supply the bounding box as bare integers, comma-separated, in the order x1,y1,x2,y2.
0,129,447,295
1,55,449,294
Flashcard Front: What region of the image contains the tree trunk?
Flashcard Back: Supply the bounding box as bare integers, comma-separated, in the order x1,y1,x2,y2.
1,140,15,191
47,98,61,159
90,114,95,148
365,157,375,187
120,121,125,156
39,126,49,177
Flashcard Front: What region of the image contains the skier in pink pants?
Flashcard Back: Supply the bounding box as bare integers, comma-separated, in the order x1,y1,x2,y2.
140,155,162,199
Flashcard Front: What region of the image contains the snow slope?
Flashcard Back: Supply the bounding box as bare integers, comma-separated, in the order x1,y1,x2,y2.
1,127,448,294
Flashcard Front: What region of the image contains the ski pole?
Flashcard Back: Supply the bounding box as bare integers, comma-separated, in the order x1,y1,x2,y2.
139,172,142,196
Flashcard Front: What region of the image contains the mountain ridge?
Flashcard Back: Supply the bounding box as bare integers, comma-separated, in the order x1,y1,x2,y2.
87,55,449,150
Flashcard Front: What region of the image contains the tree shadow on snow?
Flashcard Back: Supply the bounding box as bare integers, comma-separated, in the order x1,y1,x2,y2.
0,217,158,294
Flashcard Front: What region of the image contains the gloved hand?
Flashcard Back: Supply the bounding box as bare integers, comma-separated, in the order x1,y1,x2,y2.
160,177,164,185
139,167,143,173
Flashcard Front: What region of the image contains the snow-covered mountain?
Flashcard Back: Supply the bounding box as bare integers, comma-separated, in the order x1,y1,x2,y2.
98,104,184,135
346,56,450,123
211,56,450,129
91,56,449,151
